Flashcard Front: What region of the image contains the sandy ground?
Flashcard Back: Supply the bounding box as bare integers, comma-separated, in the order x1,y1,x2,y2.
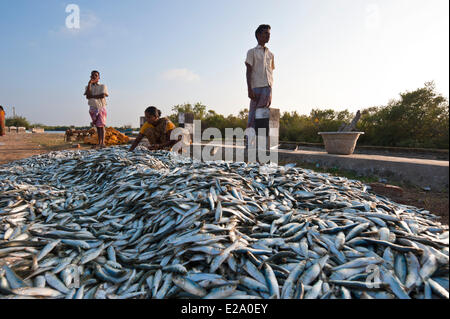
368,183,448,225
0,133,448,225
0,133,90,165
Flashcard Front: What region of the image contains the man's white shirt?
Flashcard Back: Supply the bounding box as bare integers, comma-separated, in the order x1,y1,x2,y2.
246,45,275,89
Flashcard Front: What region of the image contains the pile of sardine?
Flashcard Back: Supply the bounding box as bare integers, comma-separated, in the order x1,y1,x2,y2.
0,146,448,299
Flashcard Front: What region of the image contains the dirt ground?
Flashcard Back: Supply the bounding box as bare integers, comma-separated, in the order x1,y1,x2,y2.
368,183,449,225
1,133,448,225
0,133,91,165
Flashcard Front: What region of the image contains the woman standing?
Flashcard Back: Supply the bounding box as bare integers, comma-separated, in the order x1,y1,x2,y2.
129,106,177,152
84,70,109,149
0,106,6,137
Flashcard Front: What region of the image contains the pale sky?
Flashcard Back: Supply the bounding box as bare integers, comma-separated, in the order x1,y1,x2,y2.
0,0,448,127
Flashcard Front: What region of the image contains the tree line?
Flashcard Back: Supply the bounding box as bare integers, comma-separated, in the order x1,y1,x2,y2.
169,82,448,149
5,82,448,149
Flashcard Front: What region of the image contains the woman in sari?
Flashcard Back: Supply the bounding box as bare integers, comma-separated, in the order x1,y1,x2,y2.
0,106,6,137
129,106,177,152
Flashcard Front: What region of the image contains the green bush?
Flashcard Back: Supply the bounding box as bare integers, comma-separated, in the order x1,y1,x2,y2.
5,116,31,129
13,82,447,149
169,82,448,149
358,82,449,148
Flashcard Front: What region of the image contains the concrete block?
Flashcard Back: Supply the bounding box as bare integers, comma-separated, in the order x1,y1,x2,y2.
319,132,364,155
269,108,280,122
269,127,279,138
269,121,279,128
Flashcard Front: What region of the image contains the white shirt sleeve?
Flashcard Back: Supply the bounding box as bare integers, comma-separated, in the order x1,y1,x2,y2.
245,49,254,67
102,84,109,96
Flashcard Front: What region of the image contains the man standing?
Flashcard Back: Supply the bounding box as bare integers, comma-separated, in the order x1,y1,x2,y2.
245,25,275,137
84,70,109,149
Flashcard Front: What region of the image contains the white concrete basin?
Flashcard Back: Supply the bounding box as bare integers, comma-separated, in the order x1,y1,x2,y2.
318,132,365,155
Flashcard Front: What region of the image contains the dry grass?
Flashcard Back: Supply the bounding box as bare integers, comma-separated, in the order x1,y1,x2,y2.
30,133,73,151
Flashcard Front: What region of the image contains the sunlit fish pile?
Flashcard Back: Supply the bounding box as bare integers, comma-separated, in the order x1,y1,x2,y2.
0,146,448,299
